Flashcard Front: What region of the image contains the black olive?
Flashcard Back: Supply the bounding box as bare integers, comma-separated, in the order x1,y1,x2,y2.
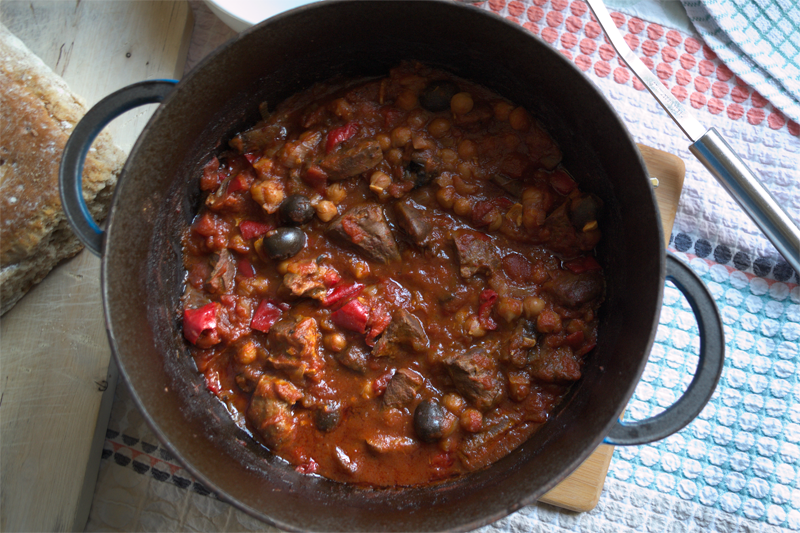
279,194,315,225
414,400,446,442
419,80,459,112
315,403,341,432
262,227,306,260
403,160,434,189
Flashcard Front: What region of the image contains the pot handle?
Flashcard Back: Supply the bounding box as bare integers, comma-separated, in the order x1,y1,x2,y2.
604,254,724,445
59,80,178,256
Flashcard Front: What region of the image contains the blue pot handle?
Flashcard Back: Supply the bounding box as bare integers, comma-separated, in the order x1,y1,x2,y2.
605,254,724,445
59,80,178,256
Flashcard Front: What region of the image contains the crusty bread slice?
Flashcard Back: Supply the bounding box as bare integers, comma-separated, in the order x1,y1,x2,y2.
0,23,125,315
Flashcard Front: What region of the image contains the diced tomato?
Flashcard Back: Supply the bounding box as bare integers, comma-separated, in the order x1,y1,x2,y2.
471,197,514,227
372,369,396,395
331,299,370,333
251,300,283,333
575,341,597,357
192,211,221,237
303,165,328,194
321,283,364,307
227,171,255,193
184,303,218,345
430,452,455,470
550,169,577,195
238,258,256,278
239,220,273,240
205,370,221,394
325,122,359,152
295,458,319,475
478,289,498,331
564,256,602,273
365,304,391,347
200,157,223,191
322,269,341,288
381,106,403,127
566,330,585,348
243,152,259,164
501,253,534,282
537,309,563,334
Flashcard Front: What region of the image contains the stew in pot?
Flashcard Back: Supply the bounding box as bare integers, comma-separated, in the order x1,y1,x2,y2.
180,62,604,487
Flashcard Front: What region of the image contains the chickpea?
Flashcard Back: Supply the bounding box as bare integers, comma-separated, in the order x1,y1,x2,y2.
386,148,403,165
395,90,418,111
369,171,392,195
486,211,503,232
439,436,458,452
326,182,347,204
236,341,258,365
353,260,370,279
509,106,531,131
460,408,483,433
456,162,472,180
323,333,347,353
457,139,477,160
435,173,453,188
453,174,476,196
376,132,392,151
228,235,249,254
428,117,452,138
439,148,458,166
436,186,456,209
524,296,546,318
442,393,466,414
493,101,514,121
497,297,523,322
391,126,412,147
407,108,429,129
450,92,474,114
453,196,473,217
315,200,338,222
277,260,290,275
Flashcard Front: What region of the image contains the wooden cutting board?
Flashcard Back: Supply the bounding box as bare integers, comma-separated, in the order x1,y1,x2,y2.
539,144,685,511
0,2,192,531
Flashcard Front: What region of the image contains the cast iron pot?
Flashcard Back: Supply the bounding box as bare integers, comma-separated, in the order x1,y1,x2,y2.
59,1,724,531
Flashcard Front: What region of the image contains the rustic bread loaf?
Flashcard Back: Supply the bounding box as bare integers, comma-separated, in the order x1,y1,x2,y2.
0,24,125,315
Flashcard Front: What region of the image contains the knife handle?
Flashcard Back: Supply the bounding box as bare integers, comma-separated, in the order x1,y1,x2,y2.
690,128,800,273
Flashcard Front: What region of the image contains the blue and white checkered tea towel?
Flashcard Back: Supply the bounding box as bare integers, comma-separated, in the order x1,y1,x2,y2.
681,0,800,124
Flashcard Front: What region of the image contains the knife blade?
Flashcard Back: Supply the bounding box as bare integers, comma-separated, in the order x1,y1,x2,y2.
585,0,800,273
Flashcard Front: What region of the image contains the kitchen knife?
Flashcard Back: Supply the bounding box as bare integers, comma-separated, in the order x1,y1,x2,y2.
585,0,800,273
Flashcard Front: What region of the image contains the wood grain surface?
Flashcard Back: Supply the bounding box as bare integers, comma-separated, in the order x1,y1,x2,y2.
0,2,192,531
539,144,685,512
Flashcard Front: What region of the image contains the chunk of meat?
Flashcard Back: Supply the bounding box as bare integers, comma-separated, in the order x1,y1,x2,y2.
320,139,383,180
328,204,400,263
444,347,503,411
394,199,433,246
543,202,601,255
315,402,341,432
458,413,518,470
453,230,500,278
382,369,423,408
529,343,581,383
247,375,299,449
543,269,604,309
372,309,429,357
334,345,369,374
282,261,339,300
365,434,418,454
206,249,236,294
268,316,323,380
500,321,537,368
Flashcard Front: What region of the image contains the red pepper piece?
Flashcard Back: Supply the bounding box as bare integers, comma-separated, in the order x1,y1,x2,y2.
238,258,256,278
550,169,577,195
302,165,328,194
566,330,585,348
331,299,370,333
325,122,359,152
184,302,218,345
251,300,283,333
243,152,259,164
478,289,498,331
564,256,602,274
321,282,364,307
239,220,274,240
